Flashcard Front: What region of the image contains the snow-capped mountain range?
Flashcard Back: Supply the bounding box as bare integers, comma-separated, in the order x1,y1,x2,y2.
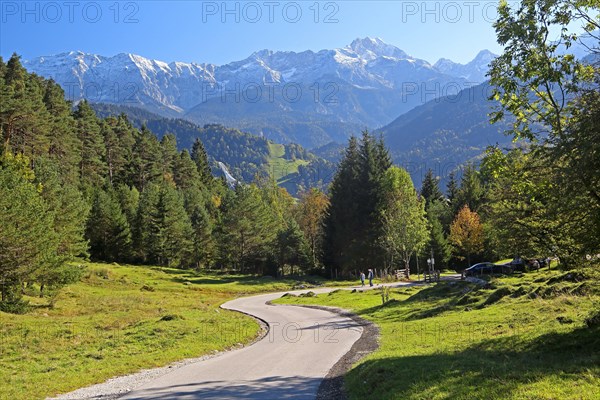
24,38,497,148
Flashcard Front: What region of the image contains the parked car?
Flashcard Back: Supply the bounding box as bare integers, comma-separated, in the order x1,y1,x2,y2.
464,262,513,276
508,256,550,272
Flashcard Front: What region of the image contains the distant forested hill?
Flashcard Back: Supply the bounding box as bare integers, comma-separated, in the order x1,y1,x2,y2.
378,82,516,185
92,103,335,194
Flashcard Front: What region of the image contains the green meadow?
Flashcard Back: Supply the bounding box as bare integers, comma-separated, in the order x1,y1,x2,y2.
0,262,325,400
276,267,600,399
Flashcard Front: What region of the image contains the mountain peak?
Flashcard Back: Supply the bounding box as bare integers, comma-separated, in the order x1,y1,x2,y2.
347,37,409,60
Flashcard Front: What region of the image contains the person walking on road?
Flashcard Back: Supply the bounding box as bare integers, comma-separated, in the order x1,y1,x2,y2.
368,269,374,287
360,272,365,287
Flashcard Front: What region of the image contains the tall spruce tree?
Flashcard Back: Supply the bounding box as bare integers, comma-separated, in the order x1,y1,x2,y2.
74,101,107,191
0,153,57,306
86,189,132,262
323,136,361,273
421,169,444,205
219,184,279,273
446,172,459,207
132,126,161,191
191,137,213,185
133,183,161,263
324,132,392,274
149,183,194,268
42,80,81,184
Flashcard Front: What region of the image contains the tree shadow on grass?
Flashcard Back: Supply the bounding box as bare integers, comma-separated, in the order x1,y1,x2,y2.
346,324,600,399
357,283,471,321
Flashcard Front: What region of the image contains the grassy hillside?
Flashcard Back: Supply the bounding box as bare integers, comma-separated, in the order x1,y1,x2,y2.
0,263,324,400
266,142,310,183
276,268,600,399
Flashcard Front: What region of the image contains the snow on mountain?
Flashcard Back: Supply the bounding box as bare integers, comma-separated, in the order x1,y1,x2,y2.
434,50,497,82
23,38,496,147
25,37,490,110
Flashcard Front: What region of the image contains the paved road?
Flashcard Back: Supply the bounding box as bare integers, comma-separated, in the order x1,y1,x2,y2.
120,278,465,399
121,287,366,399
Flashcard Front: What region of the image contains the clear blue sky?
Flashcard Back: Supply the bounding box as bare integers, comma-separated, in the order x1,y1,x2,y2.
1,1,506,65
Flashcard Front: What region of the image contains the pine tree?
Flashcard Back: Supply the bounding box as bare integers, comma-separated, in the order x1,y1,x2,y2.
455,163,485,214
323,136,362,273
191,137,213,185
159,134,179,181
174,150,201,190
131,126,161,191
102,118,132,187
0,153,57,306
42,80,81,184
74,101,107,191
150,183,194,267
86,189,132,262
421,169,444,205
133,183,161,263
110,114,137,185
115,183,139,229
219,184,279,273
355,131,392,268
446,171,459,207
276,219,310,275
425,201,452,269
2,55,51,158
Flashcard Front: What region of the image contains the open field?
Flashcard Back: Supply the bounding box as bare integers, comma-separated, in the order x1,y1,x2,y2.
276,267,600,399
266,142,310,183
0,262,334,400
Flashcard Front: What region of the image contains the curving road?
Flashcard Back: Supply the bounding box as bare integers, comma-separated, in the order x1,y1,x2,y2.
121,288,367,399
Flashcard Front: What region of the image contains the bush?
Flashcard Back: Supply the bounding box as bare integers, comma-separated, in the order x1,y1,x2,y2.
584,308,600,328
0,294,31,314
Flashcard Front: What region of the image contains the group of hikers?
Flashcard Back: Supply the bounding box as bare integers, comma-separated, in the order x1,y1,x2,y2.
359,269,374,287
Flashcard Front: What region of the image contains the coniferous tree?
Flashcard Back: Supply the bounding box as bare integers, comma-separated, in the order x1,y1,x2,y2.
131,126,161,191
102,118,131,187
324,136,361,273
42,80,81,183
2,55,51,158
421,169,444,205
446,172,459,207
356,131,392,267
110,114,137,185
455,163,485,214
219,184,279,273
115,183,140,230
74,101,107,191
149,183,194,267
159,134,179,180
276,219,310,275
424,201,452,269
86,189,132,262
324,132,392,274
133,183,161,263
174,150,201,190
191,138,213,185
0,153,57,307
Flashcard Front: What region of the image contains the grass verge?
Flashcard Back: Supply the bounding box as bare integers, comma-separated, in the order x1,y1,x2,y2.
0,262,328,400
275,268,600,399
